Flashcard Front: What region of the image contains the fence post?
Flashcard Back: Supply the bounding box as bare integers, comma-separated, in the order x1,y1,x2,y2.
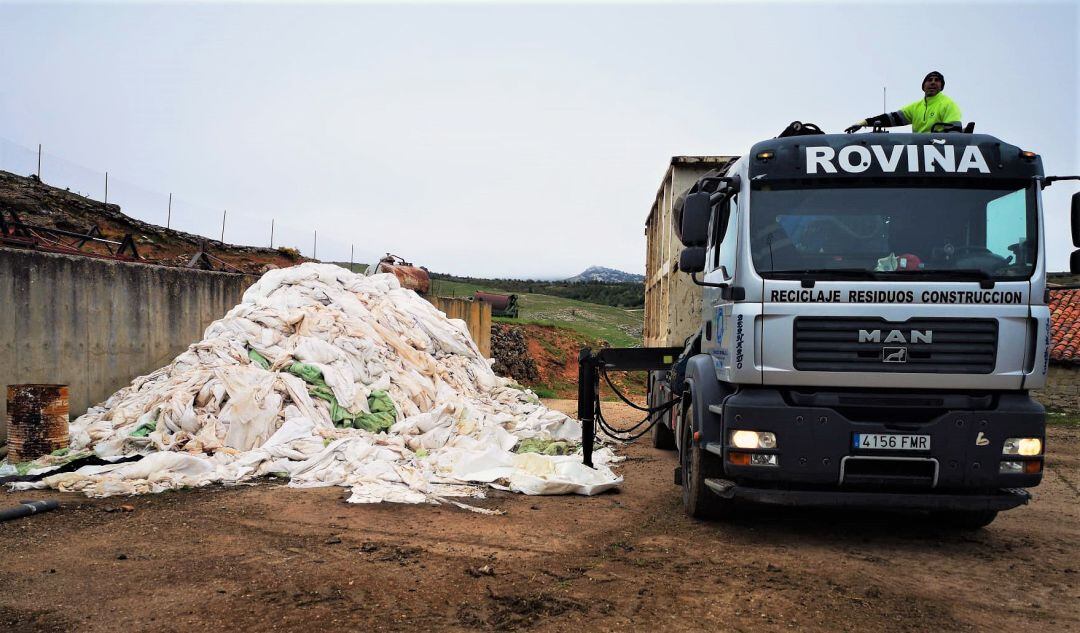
270,218,275,248
104,172,108,206
36,144,41,180
350,244,354,272
221,209,227,242
313,230,317,260
167,193,172,228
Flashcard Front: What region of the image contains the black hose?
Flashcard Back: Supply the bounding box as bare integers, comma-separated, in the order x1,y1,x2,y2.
591,366,681,442
600,367,678,414
0,500,59,522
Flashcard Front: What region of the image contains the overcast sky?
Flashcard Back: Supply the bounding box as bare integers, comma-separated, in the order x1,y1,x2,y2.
1,1,1077,278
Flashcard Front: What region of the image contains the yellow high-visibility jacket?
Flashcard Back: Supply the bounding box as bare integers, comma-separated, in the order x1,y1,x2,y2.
898,93,962,133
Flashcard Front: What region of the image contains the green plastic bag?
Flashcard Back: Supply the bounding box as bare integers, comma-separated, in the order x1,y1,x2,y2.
130,418,158,438
248,349,271,370
288,362,328,387
516,438,573,456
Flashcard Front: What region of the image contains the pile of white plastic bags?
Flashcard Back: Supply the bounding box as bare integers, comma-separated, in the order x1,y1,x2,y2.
10,264,620,507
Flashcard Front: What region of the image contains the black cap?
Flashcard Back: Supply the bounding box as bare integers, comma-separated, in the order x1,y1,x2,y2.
923,71,945,88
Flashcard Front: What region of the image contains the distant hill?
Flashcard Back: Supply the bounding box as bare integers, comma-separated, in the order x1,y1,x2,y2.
566,266,644,283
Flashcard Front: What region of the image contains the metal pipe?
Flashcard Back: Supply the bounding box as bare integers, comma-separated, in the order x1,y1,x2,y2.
0,500,59,523
577,348,595,468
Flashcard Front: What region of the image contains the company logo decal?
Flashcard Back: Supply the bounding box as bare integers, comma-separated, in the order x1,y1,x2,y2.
859,329,933,344
806,144,991,174
882,347,908,363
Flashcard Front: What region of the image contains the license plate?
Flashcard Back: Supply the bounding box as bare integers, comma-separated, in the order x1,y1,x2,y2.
853,433,930,451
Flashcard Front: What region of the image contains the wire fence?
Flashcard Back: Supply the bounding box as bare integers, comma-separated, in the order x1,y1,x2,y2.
0,136,375,269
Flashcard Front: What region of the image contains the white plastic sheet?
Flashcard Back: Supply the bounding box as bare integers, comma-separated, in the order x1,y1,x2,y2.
11,264,622,506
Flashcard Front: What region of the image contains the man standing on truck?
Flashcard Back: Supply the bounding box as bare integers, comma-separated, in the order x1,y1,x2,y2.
845,71,962,133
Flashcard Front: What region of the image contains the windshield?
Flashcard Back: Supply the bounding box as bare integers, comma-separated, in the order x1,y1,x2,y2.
749,186,1036,280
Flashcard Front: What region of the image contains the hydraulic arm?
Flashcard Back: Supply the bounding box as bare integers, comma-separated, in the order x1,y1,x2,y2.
576,346,682,467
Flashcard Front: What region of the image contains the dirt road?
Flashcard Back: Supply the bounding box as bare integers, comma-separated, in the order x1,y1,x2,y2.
1,400,1077,632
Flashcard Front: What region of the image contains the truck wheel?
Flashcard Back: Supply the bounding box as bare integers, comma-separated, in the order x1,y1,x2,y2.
934,510,998,530
651,416,676,450
680,394,734,520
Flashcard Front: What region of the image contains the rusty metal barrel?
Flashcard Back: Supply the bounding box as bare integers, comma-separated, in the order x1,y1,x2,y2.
6,384,69,463
374,254,431,295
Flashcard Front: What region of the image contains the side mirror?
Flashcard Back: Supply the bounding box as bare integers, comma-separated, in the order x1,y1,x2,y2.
1072,192,1080,247
679,193,711,246
679,247,706,274
1072,250,1080,275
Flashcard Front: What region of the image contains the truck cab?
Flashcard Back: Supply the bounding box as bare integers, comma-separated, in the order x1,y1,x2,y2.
661,130,1077,526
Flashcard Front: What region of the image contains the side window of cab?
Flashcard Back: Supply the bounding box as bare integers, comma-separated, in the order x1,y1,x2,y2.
712,194,738,279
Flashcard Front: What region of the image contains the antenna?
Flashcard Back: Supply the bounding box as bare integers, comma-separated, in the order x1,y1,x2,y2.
883,86,887,112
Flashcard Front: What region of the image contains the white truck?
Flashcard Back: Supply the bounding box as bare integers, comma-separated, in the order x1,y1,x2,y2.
578,125,1080,528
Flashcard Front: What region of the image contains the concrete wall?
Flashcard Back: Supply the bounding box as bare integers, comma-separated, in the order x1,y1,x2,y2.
1036,365,1080,413
426,296,492,358
0,247,251,441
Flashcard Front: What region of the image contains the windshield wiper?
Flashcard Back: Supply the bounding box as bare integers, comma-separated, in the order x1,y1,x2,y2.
879,268,996,287
769,268,882,281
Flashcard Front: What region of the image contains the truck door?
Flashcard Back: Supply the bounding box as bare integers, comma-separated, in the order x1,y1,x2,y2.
701,192,739,378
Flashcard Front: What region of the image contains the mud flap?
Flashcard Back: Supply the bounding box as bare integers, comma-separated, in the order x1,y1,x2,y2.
683,354,732,446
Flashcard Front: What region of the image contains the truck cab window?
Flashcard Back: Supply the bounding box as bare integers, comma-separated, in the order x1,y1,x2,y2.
749,186,1035,280
713,194,738,277
986,189,1030,266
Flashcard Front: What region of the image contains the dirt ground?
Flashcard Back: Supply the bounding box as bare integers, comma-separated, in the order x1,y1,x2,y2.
1,400,1077,632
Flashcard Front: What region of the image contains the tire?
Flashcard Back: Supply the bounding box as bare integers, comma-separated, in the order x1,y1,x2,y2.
649,374,677,450
934,509,998,530
651,413,676,450
679,393,734,520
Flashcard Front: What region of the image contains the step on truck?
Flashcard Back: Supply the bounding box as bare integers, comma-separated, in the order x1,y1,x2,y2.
578,124,1080,528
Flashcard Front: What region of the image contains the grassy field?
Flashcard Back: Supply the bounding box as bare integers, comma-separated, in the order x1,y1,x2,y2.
1047,411,1080,428
430,278,644,348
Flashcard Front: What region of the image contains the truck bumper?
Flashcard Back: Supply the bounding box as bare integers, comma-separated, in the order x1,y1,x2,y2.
703,478,1031,511
705,388,1045,494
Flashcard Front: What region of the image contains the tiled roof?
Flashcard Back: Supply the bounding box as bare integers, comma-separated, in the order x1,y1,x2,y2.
1049,289,1080,364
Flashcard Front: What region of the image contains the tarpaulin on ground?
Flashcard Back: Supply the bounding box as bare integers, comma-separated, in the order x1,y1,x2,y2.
7,264,621,506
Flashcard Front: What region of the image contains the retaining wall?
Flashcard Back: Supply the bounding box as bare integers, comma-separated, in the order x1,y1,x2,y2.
426,296,492,358
1037,365,1080,413
0,247,252,441
0,250,496,443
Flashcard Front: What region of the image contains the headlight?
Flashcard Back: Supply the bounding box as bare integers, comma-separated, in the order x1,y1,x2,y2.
730,430,777,449
1003,437,1042,456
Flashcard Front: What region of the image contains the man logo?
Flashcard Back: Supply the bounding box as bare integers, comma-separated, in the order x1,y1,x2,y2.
882,347,908,363
859,329,933,344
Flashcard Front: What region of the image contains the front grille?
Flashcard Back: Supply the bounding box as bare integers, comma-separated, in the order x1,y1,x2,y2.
793,317,997,374
841,457,937,488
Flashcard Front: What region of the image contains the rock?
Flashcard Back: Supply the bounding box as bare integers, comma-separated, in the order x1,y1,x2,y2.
491,324,539,383
467,564,496,577
116,553,128,560
325,536,342,544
